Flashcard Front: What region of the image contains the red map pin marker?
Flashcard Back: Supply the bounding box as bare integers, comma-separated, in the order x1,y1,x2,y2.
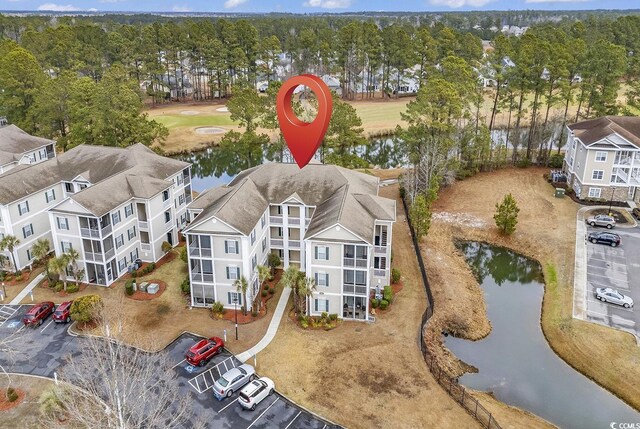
276,74,333,169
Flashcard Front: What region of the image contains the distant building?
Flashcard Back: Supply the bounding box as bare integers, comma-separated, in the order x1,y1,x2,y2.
0,124,56,174
564,116,640,204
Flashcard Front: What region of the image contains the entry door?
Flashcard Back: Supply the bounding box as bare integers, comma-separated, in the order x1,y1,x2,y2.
167,231,174,246
628,186,636,200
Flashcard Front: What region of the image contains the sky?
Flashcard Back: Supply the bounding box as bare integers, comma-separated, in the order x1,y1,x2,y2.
0,0,636,13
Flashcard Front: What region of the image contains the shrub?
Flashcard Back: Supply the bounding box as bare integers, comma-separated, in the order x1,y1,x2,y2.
161,241,172,254
251,310,258,317
70,295,103,323
211,301,225,315
0,271,5,282
516,157,531,168
321,311,328,321
300,320,309,329
268,287,275,295
297,314,307,323
549,154,564,168
15,269,22,277
391,268,401,284
261,290,268,297
180,277,190,295
383,285,393,303
150,262,156,270
180,246,188,263
125,280,135,296
66,283,79,294
371,298,380,309
379,299,389,310
6,387,18,402
54,282,64,292
329,313,338,321
130,270,138,278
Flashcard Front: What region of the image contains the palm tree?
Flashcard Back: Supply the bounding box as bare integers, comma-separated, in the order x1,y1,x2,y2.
298,276,317,316
280,265,301,314
48,256,69,291
233,276,249,315
31,238,51,268
256,265,270,311
65,248,81,284
0,235,20,274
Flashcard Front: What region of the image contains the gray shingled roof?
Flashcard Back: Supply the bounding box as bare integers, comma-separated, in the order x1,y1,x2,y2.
568,116,640,148
186,163,396,243
0,125,54,166
0,143,189,208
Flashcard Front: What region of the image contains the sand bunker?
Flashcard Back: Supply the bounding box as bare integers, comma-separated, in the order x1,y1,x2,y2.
195,127,226,135
216,107,229,113
181,110,200,115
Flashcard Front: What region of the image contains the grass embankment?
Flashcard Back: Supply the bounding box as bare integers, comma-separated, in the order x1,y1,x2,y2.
422,167,640,416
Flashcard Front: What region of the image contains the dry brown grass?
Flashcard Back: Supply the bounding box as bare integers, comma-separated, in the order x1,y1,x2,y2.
0,376,54,428
471,391,556,429
256,183,481,429
27,249,282,354
423,167,640,413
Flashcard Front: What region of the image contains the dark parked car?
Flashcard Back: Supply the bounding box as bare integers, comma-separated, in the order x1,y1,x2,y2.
633,207,640,220
22,301,55,327
588,231,621,247
185,337,224,367
52,301,73,323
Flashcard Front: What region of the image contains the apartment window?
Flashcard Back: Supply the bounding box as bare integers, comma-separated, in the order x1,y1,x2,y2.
162,190,169,201
115,234,124,249
228,291,242,306
118,258,127,272
125,203,134,218
261,213,266,228
226,266,240,280
592,170,604,180
315,246,329,260
252,254,257,271
26,249,33,261
588,187,602,198
262,237,267,252
130,248,139,262
164,211,171,223
45,189,56,203
178,194,185,206
61,241,72,253
22,224,33,239
314,299,329,313
225,240,239,254
177,175,184,186
276,206,282,215
128,226,137,240
64,182,74,193
112,211,121,226
56,217,69,230
595,151,607,162
250,229,256,246
315,272,329,287
78,184,88,190
18,201,29,216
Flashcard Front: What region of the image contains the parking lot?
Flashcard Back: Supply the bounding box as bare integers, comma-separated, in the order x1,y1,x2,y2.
584,225,640,339
0,306,337,428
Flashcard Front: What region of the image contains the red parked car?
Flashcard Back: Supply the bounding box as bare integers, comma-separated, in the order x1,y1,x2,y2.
185,337,224,367
22,301,55,327
52,301,73,323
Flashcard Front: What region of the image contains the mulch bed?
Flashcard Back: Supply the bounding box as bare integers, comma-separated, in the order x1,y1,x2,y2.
74,320,98,331
126,280,167,301
121,250,178,281
545,178,629,208
586,208,631,224
0,389,26,411
38,279,89,297
0,269,34,286
287,310,340,330
370,280,404,315
211,270,283,325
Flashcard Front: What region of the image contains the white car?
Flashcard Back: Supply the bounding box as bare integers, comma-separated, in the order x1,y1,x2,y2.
596,287,634,308
238,377,275,411
212,364,255,400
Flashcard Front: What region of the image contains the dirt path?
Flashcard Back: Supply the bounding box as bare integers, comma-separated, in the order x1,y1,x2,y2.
422,167,640,417
257,183,480,429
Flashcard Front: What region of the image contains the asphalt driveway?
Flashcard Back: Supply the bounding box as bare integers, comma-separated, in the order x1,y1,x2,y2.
0,305,337,429
584,225,640,339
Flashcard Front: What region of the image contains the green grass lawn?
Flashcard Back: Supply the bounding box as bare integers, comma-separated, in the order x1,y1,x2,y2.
349,99,409,132
153,114,237,129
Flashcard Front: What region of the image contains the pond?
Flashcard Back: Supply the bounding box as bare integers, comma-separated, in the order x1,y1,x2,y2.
177,136,406,192
445,242,640,429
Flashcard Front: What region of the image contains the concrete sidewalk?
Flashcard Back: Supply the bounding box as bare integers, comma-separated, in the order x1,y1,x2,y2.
236,287,291,363
9,273,45,305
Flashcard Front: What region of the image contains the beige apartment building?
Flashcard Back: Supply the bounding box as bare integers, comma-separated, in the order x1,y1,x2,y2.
564,116,640,204
0,121,56,174
184,163,395,321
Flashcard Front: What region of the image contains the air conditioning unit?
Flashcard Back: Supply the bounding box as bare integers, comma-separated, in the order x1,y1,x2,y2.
0,117,7,127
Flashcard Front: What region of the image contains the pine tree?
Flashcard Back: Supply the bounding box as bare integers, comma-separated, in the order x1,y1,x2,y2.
494,193,520,235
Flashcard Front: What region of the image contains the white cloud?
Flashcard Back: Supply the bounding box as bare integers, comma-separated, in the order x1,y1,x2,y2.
37,3,81,11
429,0,490,7
304,0,351,8
525,0,589,2
224,0,247,8
172,4,191,11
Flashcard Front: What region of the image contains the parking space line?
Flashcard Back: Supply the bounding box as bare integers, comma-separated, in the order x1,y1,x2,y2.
218,397,239,414
195,377,202,393
41,320,54,332
187,357,236,394
587,308,635,318
284,411,302,429
587,272,629,284
587,300,634,313
172,359,186,369
246,397,279,429
323,425,328,429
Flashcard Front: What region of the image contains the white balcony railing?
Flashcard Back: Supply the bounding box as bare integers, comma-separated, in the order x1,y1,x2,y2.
80,228,100,239
138,221,149,230
163,198,172,208
374,246,387,255
270,238,284,247
141,243,151,252
289,240,300,248
343,284,367,295
270,216,283,225
191,272,214,283
374,269,386,277
104,248,115,261
84,252,103,263
289,218,301,225
344,258,368,268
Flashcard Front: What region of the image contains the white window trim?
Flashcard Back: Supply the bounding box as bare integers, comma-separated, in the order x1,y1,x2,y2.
595,151,607,162
591,170,604,180
588,187,602,198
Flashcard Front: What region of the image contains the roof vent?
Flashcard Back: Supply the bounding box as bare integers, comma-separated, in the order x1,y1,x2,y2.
0,117,7,127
